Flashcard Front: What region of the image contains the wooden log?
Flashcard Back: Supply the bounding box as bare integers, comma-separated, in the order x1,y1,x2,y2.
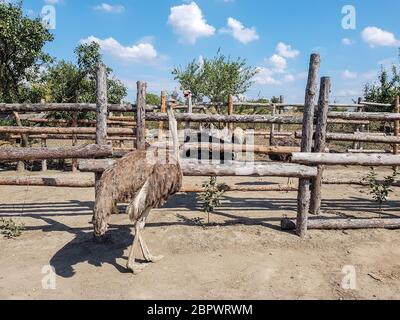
310,77,331,215
41,138,47,172
0,126,135,136
328,112,400,121
269,104,276,145
95,63,108,199
0,144,112,161
145,113,304,124
11,134,136,141
182,184,297,193
228,95,234,132
295,132,400,144
72,112,78,172
13,111,28,172
322,178,400,187
282,218,400,231
0,177,297,192
136,81,146,150
291,152,400,166
26,118,136,127
78,159,318,178
327,119,370,125
359,101,393,107
277,96,284,132
394,97,399,155
297,53,320,238
159,91,167,141
0,103,157,113
347,149,387,154
0,177,95,188
181,143,300,155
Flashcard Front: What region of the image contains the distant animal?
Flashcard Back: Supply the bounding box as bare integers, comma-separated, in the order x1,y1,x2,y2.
269,136,300,162
93,104,182,274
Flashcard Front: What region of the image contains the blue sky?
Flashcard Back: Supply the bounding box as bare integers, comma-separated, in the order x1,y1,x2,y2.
22,0,400,103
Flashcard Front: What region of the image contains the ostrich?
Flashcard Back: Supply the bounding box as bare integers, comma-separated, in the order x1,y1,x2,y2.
93,104,182,274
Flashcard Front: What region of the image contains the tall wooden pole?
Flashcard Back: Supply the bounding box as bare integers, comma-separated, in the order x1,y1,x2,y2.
95,63,108,197
71,111,78,172
159,90,167,142
136,81,147,150
296,53,321,238
394,96,399,155
269,103,276,145
228,95,234,132
309,77,331,215
278,95,284,132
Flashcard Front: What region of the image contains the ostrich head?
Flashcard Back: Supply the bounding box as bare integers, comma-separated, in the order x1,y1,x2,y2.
167,103,180,164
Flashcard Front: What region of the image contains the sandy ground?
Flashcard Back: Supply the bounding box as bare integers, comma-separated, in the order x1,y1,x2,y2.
0,166,399,300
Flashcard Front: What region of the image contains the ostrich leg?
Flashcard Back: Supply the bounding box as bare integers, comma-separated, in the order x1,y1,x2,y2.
137,213,164,263
127,223,147,274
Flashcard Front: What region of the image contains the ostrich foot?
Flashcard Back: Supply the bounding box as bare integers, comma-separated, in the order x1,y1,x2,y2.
127,262,147,275
145,255,164,263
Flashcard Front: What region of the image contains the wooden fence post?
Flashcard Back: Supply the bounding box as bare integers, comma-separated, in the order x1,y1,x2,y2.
269,103,276,145
296,53,320,238
309,77,331,215
228,95,234,132
95,63,108,197
159,90,167,141
72,111,78,172
136,81,147,150
185,92,193,142
394,96,399,156
278,95,284,132
41,138,47,172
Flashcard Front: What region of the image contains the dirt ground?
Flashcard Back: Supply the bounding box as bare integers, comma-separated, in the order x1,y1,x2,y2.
0,166,399,300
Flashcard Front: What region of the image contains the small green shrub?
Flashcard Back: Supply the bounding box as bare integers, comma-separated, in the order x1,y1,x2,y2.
366,168,399,214
197,177,227,224
0,218,25,239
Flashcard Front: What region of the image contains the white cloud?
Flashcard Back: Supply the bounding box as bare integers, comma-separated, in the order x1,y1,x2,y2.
94,3,125,13
362,26,400,47
276,42,300,58
254,67,280,85
341,38,353,45
168,2,215,44
221,17,259,44
44,0,62,4
342,69,358,79
80,36,157,62
268,54,287,72
283,74,295,82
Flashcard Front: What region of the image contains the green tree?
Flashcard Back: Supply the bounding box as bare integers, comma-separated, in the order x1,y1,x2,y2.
45,42,127,119
0,2,54,103
363,53,400,112
146,93,161,106
172,50,258,103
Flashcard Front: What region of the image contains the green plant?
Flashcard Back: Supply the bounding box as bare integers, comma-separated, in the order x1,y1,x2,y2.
365,168,399,214
197,177,227,224
0,218,25,239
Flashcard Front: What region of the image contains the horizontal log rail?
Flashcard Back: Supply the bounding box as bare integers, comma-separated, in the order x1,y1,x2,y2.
146,113,304,124
291,152,400,166
0,103,157,113
295,132,400,144
328,112,400,121
26,118,136,127
78,159,318,178
9,135,136,141
181,143,300,155
0,126,135,136
281,218,400,230
0,144,113,161
0,177,297,192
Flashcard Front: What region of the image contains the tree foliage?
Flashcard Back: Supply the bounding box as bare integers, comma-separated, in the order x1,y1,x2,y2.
363,53,400,112
172,51,258,103
0,2,54,102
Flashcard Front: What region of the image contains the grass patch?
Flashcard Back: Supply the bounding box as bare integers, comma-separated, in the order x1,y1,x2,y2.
0,218,25,239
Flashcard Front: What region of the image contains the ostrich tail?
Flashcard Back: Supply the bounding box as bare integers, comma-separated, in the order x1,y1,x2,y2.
126,180,150,222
